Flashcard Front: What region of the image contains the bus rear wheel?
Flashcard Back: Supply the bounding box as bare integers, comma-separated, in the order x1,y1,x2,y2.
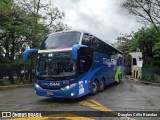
90,80,98,95
98,78,105,92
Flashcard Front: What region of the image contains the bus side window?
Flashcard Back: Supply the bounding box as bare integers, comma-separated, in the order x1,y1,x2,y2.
79,56,92,75
82,33,94,49
79,58,86,74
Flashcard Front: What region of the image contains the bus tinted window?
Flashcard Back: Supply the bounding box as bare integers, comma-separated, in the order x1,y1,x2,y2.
40,31,81,50
82,33,113,55
82,33,93,48
37,52,76,78
82,33,100,51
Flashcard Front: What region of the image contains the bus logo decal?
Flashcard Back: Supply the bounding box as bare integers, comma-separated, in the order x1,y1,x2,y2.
79,81,84,95
103,58,117,67
42,82,60,87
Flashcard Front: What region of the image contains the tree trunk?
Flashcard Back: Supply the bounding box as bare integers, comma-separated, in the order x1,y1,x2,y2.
9,71,14,84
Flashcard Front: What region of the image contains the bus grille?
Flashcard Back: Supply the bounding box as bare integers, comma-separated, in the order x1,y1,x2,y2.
40,86,60,90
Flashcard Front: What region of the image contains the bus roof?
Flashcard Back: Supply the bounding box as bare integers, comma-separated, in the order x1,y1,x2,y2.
101,40,123,54
48,30,123,54
48,30,84,36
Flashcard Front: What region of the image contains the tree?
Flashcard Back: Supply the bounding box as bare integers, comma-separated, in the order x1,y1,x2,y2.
116,33,133,74
129,27,160,66
116,26,160,75
15,0,70,83
16,0,69,48
152,41,160,66
0,0,31,83
0,0,69,84
122,0,160,33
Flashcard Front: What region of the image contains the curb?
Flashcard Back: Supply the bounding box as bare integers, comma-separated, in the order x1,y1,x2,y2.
0,84,33,89
126,76,160,86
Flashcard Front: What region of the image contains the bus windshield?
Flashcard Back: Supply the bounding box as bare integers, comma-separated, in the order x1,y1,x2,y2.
37,52,76,78
40,31,81,49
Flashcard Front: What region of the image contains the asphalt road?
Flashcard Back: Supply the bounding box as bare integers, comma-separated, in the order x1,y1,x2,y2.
0,78,160,120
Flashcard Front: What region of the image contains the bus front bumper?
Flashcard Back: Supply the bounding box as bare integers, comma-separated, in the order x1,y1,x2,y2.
34,83,81,98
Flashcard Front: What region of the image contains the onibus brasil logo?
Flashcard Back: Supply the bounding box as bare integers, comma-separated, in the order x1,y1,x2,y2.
1,112,42,118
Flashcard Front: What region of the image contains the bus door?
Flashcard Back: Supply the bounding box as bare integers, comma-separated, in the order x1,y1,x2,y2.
110,54,118,81
78,47,93,75
108,59,115,83
111,53,119,82
110,59,116,81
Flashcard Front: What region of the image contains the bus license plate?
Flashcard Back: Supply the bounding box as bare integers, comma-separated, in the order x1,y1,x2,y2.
47,91,54,95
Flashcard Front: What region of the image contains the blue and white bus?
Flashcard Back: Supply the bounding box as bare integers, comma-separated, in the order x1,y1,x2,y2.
23,30,124,98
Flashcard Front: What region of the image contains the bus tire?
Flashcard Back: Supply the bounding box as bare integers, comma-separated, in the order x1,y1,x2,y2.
98,78,105,92
90,80,98,95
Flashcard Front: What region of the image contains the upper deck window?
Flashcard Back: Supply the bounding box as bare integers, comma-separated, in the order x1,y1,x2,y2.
40,31,81,50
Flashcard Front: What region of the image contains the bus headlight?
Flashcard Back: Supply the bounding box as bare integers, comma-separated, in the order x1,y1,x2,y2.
71,93,75,96
61,83,77,91
35,84,43,89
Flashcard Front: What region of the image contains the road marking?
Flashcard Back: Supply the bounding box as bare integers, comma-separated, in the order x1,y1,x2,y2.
79,98,136,120
8,114,92,120
79,98,112,112
4,103,93,120
0,98,135,120
131,118,136,120
48,114,93,120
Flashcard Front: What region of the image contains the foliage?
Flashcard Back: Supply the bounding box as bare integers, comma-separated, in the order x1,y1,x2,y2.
129,27,160,66
116,27,160,76
116,34,133,74
122,0,160,65
0,0,69,84
142,67,160,83
0,79,10,86
119,0,160,81
153,41,160,58
122,0,160,33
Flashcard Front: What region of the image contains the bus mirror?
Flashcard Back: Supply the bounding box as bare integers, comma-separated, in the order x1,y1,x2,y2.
23,49,39,62
72,44,87,61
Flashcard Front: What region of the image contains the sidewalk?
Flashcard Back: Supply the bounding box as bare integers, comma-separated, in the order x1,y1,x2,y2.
126,75,160,86
0,84,33,89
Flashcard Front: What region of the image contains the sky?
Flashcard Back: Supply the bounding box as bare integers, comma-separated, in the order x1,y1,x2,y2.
54,0,143,43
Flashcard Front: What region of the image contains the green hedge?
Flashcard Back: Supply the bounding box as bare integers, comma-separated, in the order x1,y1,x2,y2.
142,67,160,83
0,79,10,86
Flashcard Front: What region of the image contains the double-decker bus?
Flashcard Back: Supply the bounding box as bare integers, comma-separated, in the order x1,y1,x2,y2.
23,30,124,98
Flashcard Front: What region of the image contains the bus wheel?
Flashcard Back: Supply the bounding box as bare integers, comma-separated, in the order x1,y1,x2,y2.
99,78,105,92
91,80,98,95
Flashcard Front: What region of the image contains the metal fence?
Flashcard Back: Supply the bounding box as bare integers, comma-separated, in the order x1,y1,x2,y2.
142,67,160,83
